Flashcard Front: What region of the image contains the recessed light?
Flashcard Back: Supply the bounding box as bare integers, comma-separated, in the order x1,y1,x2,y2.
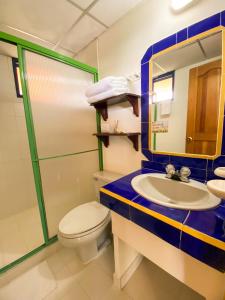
171,0,194,11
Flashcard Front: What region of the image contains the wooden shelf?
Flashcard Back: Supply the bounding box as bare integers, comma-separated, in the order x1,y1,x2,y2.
90,93,140,121
93,132,140,151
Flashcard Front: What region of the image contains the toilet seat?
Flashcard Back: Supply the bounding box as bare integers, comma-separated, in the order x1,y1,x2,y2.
59,213,110,239
58,201,110,239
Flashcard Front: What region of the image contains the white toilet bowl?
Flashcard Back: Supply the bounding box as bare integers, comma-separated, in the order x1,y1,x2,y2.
58,170,122,264
58,201,111,263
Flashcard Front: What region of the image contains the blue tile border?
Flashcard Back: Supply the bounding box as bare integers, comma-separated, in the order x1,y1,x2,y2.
141,122,149,149
221,10,225,27
141,11,224,65
130,206,181,248
103,180,138,201
100,192,130,219
141,62,150,95
180,232,225,272
152,34,177,55
141,46,152,65
141,94,149,123
140,10,225,183
188,13,220,38
184,206,225,243
177,28,187,43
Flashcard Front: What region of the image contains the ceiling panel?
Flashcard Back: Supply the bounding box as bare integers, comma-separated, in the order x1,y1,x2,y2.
63,15,105,53
89,0,142,26
0,23,54,48
69,0,94,9
0,0,82,43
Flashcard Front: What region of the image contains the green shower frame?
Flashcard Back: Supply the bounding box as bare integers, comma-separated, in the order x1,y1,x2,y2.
0,31,103,274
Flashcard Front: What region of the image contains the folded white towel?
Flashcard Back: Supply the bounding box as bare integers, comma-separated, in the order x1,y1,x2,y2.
87,87,129,104
85,76,128,98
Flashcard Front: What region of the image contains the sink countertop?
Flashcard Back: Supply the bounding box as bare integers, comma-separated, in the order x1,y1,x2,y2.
100,168,225,273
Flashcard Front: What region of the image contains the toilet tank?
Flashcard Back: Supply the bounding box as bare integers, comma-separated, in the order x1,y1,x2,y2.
93,170,123,200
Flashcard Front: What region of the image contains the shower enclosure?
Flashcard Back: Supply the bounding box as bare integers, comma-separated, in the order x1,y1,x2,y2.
0,32,101,273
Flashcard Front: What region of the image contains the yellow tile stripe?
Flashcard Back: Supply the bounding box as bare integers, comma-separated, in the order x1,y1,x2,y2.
182,225,225,251
100,187,182,230
100,187,225,251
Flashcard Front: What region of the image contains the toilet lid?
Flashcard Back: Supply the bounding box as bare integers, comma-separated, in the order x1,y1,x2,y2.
59,201,109,236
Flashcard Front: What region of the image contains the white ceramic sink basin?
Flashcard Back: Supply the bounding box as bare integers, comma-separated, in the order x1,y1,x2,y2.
131,173,221,210
207,180,225,199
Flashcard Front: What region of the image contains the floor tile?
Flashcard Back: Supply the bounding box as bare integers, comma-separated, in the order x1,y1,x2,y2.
0,241,205,300
100,286,132,300
77,261,113,300
44,280,90,300
60,281,90,300
0,261,56,300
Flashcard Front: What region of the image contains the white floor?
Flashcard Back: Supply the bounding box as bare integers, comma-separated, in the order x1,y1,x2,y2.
0,243,204,300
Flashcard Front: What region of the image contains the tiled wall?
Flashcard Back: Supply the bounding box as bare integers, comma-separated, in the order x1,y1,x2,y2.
141,11,225,182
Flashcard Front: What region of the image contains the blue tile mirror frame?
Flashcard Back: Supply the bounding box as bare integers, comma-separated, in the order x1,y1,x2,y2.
141,11,225,183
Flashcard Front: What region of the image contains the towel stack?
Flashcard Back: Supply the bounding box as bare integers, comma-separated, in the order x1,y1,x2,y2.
86,76,129,104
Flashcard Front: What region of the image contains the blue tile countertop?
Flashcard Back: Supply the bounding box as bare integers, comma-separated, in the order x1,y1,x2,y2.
100,169,225,273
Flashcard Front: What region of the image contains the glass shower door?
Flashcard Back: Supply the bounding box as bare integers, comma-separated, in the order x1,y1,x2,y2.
24,51,99,238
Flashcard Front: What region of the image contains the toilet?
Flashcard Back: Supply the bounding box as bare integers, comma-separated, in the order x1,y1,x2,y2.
58,170,122,264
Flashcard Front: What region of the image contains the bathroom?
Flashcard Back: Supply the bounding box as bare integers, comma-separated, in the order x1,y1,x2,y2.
0,0,224,299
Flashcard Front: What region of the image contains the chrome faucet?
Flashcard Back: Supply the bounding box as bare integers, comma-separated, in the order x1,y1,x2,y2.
165,164,191,183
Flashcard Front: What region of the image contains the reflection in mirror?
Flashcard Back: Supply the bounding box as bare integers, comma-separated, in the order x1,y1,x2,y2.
151,31,222,156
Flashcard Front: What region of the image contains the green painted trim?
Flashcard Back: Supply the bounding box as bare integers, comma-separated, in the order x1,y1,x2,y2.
38,149,98,161
0,236,57,274
0,31,97,74
17,45,49,243
94,72,104,171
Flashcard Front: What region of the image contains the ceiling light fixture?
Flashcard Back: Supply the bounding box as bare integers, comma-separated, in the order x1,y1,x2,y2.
171,0,194,11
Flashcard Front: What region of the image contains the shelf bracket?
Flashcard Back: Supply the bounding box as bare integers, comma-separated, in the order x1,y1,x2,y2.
127,96,139,117
93,102,108,121
98,135,109,147
128,135,139,151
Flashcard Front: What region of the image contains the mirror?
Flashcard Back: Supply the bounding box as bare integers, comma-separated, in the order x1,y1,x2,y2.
150,31,223,156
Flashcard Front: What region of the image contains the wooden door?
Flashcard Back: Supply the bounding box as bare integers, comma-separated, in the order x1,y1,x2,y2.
186,59,221,155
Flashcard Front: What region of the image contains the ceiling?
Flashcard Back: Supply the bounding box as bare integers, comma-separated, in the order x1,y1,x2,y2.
0,0,142,56
0,41,17,57
153,32,222,76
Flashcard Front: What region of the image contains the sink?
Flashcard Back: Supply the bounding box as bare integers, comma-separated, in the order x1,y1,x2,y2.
207,180,225,199
131,173,221,210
